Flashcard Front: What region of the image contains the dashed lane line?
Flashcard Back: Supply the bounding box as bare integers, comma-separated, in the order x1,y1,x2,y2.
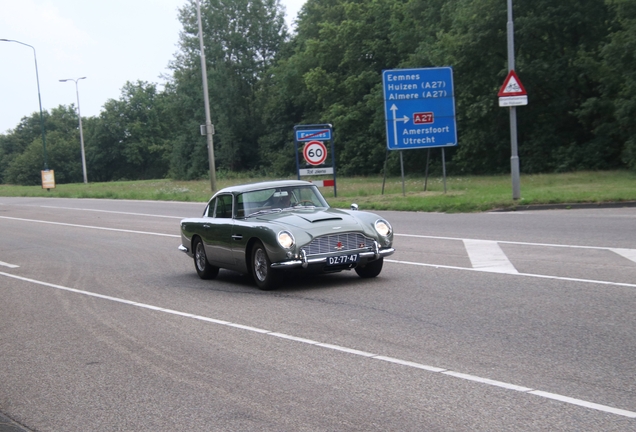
1,270,634,419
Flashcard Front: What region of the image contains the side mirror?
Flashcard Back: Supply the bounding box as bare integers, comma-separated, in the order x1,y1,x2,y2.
350,203,359,211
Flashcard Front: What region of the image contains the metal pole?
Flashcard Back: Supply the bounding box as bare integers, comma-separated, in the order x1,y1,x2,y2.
381,149,389,195
196,0,217,192
400,151,405,197
1,39,48,170
60,77,88,183
442,148,447,193
507,0,521,200
424,148,430,191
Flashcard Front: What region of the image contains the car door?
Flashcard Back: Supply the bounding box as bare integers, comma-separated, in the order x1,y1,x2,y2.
229,192,251,273
201,194,235,268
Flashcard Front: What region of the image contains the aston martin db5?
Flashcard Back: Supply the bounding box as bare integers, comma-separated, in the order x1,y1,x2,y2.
179,180,395,290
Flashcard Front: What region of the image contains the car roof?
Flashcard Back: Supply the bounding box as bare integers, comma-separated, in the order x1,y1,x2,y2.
214,180,313,195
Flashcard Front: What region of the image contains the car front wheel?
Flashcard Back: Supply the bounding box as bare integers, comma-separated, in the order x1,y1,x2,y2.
251,241,281,290
193,237,219,280
355,257,383,278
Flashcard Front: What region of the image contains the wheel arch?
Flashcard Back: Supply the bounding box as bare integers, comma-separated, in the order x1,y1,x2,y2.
244,237,261,273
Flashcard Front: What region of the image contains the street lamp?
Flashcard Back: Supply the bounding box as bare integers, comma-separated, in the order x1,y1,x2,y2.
0,38,49,170
60,77,88,184
196,0,217,192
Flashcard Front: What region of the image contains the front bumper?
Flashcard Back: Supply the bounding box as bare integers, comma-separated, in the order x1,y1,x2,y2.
271,241,395,270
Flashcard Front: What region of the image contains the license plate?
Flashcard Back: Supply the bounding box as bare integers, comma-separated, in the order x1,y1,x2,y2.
326,254,359,266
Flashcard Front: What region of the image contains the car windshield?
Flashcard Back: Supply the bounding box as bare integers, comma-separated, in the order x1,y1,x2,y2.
238,185,329,218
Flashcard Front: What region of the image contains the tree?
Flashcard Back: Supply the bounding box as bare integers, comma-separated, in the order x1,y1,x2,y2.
1,105,84,185
168,0,288,179
596,0,636,170
88,81,173,181
259,0,407,176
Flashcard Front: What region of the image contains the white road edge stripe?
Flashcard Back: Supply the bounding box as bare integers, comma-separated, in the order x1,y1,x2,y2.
0,261,19,269
385,259,636,289
0,216,180,238
34,205,185,219
397,233,636,254
1,270,634,419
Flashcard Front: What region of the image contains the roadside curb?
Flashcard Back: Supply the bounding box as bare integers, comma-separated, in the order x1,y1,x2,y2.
491,201,636,212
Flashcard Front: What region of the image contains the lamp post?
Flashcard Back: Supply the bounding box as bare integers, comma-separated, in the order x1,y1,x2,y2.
506,0,521,200
196,0,217,192
60,77,88,184
0,38,49,170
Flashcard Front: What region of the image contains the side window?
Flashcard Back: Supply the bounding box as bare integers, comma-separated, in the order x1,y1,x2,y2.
204,199,215,217
236,194,245,218
214,194,233,219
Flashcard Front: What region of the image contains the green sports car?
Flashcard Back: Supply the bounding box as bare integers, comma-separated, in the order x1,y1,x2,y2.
179,180,395,290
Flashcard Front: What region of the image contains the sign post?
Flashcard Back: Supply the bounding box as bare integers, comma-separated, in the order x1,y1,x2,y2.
294,124,337,197
502,0,523,200
382,67,457,194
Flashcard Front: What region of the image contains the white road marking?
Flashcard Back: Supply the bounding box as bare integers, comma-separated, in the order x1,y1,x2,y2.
528,390,636,418
386,259,636,289
1,270,634,419
35,205,185,219
0,261,19,269
0,216,632,287
463,239,519,274
0,216,180,238
397,233,636,253
611,248,636,264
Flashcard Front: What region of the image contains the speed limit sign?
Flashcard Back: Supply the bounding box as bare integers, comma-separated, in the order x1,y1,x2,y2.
303,140,328,165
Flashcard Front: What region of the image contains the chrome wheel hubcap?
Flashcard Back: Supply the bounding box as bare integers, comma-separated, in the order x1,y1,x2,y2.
254,248,267,281
195,243,206,270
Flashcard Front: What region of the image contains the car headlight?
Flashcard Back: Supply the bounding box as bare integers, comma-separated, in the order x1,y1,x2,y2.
374,219,392,237
277,231,295,249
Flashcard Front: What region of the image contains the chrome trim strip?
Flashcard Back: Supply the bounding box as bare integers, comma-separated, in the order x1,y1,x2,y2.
271,248,394,269
271,260,303,269
379,248,395,257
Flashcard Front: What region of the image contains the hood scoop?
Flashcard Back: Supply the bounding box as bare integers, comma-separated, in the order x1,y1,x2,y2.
297,214,343,223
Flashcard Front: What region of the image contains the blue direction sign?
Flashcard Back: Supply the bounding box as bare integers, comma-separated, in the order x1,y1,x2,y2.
382,67,457,150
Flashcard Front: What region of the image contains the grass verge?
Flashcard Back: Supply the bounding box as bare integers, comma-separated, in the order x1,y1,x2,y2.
0,170,635,213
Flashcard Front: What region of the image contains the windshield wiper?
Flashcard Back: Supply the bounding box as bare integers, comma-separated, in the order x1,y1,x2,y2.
246,208,282,218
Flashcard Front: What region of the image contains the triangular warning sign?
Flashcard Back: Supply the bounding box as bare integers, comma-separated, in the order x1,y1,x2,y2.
498,70,527,97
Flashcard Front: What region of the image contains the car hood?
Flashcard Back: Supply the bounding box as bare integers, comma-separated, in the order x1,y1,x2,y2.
253,208,365,232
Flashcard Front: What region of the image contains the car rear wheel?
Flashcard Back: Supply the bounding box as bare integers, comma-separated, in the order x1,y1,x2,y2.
193,237,219,280
251,241,281,290
355,257,383,278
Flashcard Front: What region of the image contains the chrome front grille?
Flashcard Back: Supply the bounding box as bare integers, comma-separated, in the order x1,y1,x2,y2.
301,233,374,256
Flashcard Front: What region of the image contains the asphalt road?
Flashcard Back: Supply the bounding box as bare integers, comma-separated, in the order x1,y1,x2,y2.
1,197,635,431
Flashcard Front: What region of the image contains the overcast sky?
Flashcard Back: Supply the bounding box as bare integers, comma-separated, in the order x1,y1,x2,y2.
0,0,305,134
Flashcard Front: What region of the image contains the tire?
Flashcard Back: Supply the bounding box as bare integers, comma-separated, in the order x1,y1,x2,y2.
251,241,281,290
355,257,384,278
193,237,219,280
